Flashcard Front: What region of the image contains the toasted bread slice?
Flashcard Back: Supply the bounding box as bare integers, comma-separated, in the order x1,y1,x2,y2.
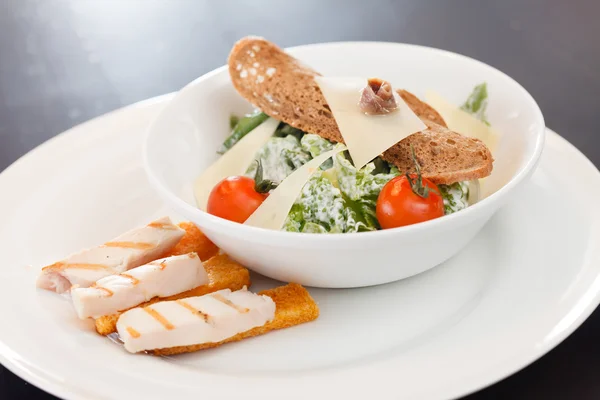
165,222,219,261
228,36,493,184
149,283,319,356
94,254,250,335
380,120,493,182
397,89,447,128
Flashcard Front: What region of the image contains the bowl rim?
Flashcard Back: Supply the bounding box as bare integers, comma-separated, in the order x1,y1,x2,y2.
143,40,546,243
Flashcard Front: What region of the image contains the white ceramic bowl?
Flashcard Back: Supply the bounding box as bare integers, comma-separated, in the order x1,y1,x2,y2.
144,41,545,288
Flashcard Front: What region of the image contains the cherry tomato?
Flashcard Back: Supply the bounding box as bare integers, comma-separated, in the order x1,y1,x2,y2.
376,175,444,229
207,176,267,223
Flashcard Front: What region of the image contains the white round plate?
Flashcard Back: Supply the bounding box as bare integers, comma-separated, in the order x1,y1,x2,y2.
1,95,599,400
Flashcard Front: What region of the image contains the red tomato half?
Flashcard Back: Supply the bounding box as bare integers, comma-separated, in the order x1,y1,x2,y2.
207,176,267,223
376,175,444,229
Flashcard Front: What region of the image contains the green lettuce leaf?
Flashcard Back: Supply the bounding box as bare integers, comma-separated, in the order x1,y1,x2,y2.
333,153,399,231
281,152,399,233
301,134,335,157
460,83,490,126
301,134,335,170
439,182,470,214
219,111,269,154
282,172,348,233
245,135,311,183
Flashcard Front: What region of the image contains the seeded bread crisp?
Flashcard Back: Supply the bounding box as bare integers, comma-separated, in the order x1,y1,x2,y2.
228,36,493,184
397,89,447,128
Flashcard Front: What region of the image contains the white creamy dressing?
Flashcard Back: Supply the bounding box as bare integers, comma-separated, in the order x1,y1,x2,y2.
117,287,276,353
293,173,348,232
71,253,208,320
300,133,335,158
439,181,469,214
333,153,397,201
244,135,310,182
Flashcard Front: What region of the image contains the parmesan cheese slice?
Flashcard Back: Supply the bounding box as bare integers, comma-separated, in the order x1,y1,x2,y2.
244,145,347,230
424,90,499,153
425,90,499,198
314,76,427,169
194,117,279,210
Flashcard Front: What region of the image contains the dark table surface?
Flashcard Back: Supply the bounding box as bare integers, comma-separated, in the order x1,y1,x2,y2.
1,0,600,399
